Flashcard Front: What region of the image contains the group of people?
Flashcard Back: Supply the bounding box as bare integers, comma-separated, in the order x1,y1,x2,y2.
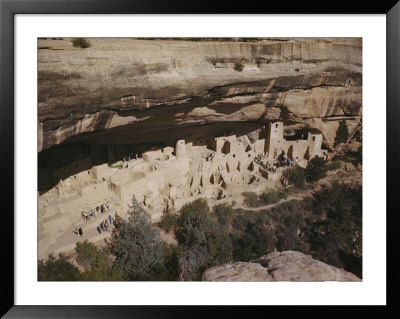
254,153,300,173
254,154,277,172
96,214,116,234
254,154,268,169
81,202,111,221
73,212,119,238
272,154,300,172
73,227,83,237
122,153,140,163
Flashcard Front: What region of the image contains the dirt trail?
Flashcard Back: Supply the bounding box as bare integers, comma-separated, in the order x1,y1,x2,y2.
233,192,309,211
234,168,361,212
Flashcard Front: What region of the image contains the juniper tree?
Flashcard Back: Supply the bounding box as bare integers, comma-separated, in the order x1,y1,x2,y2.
334,119,349,146
111,197,164,280
175,199,233,280
305,156,328,182
282,165,306,188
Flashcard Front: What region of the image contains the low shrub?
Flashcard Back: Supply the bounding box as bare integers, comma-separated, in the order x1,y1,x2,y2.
278,190,288,200
234,63,244,72
71,38,90,48
242,192,259,207
328,159,342,170
260,190,280,205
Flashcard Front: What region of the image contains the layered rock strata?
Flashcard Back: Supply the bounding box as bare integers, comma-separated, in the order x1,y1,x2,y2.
38,38,362,153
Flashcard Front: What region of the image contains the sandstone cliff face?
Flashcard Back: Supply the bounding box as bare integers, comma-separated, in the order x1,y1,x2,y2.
202,251,361,281
38,38,362,152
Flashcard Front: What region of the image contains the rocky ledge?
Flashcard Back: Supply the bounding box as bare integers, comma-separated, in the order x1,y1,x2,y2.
202,251,361,281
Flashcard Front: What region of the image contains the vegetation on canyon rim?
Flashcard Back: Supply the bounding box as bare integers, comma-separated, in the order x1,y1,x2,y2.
234,63,244,72
38,177,362,281
71,38,91,49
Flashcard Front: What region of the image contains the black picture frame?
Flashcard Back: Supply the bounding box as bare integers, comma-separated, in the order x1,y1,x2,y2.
1,0,399,318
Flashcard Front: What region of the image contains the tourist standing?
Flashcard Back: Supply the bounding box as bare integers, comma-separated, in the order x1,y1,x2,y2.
97,226,101,234
78,227,83,237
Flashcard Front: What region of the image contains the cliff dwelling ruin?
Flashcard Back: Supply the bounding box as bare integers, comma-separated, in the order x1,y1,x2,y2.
34,37,363,283
38,121,326,259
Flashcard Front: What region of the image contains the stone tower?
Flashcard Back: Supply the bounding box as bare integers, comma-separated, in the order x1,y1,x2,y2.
265,121,284,157
175,140,186,159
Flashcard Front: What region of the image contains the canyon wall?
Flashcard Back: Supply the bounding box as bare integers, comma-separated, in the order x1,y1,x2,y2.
38,38,362,153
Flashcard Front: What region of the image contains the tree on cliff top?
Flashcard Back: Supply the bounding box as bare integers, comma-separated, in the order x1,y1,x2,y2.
111,197,164,280
334,119,349,146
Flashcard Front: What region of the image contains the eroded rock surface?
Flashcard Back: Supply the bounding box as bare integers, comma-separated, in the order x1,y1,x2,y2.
38,38,362,152
202,251,361,281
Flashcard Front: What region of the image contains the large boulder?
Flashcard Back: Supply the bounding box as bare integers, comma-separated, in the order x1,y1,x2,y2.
202,251,360,281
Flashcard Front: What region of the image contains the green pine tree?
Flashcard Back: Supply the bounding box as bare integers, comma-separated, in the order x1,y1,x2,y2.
111,197,164,280
334,119,349,146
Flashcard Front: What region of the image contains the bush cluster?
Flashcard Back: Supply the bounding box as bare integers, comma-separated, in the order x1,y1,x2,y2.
260,190,288,205
234,63,244,72
242,192,259,207
328,159,342,170
71,38,90,48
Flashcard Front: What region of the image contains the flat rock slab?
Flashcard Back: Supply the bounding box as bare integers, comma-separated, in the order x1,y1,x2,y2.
202,250,361,282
